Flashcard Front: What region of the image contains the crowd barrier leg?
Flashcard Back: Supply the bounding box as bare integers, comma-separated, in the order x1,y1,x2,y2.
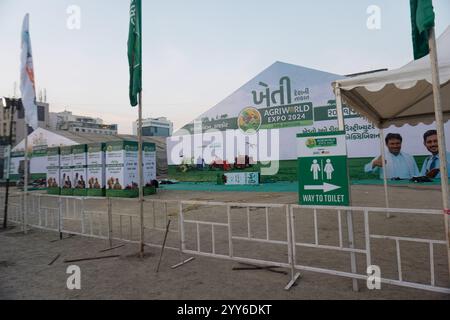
58,197,63,240
171,201,195,269
346,210,359,292
107,197,113,248
285,205,301,291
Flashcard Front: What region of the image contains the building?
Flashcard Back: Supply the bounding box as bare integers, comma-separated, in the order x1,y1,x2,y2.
0,98,50,146
0,102,117,144
49,110,118,136
0,97,50,178
133,117,173,137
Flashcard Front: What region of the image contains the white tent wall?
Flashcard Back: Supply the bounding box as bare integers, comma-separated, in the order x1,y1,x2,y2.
190,61,343,123
168,61,345,165
12,128,78,153
11,128,78,181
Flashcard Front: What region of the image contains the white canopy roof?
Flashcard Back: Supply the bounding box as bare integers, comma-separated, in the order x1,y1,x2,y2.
333,26,450,128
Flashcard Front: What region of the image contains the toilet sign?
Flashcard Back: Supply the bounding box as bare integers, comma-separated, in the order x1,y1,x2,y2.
297,131,349,206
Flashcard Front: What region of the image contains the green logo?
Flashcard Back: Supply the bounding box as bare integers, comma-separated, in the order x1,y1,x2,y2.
306,138,317,148
238,107,262,135
306,138,337,148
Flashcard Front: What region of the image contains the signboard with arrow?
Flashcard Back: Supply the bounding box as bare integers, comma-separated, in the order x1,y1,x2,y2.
297,131,349,206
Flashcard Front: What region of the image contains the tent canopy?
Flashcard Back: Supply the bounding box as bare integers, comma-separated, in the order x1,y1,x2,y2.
333,26,450,128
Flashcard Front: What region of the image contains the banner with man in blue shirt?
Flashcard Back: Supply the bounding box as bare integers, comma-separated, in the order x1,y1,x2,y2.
365,133,419,179
420,130,450,179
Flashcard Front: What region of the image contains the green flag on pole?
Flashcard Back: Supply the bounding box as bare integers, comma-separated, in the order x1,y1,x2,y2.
128,0,142,107
410,0,435,60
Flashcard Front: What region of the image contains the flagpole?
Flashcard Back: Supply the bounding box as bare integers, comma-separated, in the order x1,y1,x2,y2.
2,98,15,229
138,91,144,258
19,13,35,235
128,0,144,257
428,27,450,281
23,121,28,234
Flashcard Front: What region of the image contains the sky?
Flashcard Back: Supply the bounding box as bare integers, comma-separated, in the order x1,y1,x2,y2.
0,0,449,134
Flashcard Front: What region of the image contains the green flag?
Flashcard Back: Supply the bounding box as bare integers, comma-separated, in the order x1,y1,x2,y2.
410,0,435,60
128,0,142,107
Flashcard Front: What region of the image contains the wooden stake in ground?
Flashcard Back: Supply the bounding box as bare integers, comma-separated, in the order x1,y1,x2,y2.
156,219,171,273
48,254,61,266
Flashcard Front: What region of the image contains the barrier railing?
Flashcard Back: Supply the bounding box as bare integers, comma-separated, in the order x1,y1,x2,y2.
0,191,449,294
179,200,300,289
291,205,450,294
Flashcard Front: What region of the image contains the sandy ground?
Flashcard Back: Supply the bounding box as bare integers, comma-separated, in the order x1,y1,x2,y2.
1,184,450,300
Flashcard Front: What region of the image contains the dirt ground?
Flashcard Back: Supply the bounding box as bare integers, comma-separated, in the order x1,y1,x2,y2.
1,184,450,300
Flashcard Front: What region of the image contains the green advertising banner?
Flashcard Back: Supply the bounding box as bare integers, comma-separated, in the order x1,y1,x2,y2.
297,132,350,206
179,102,314,134
167,60,449,185
47,147,60,195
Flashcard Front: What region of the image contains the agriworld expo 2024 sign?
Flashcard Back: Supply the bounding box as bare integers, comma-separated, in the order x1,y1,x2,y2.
181,76,315,134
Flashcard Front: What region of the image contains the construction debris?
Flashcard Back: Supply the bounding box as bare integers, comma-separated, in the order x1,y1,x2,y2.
99,244,125,253
63,255,120,263
48,254,61,266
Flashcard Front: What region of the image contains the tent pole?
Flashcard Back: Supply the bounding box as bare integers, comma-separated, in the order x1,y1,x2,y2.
335,86,345,130
23,121,28,234
335,86,359,292
429,27,450,281
138,91,145,258
379,129,391,218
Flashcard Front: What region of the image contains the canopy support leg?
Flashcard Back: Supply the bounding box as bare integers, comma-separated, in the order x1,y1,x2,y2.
336,87,359,292
379,129,391,218
429,27,450,285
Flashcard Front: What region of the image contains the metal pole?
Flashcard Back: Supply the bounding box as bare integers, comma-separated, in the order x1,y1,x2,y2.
428,28,450,279
23,119,28,234
58,197,63,240
379,129,391,218
3,101,15,229
107,197,113,247
335,86,359,291
138,91,145,258
335,87,345,130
